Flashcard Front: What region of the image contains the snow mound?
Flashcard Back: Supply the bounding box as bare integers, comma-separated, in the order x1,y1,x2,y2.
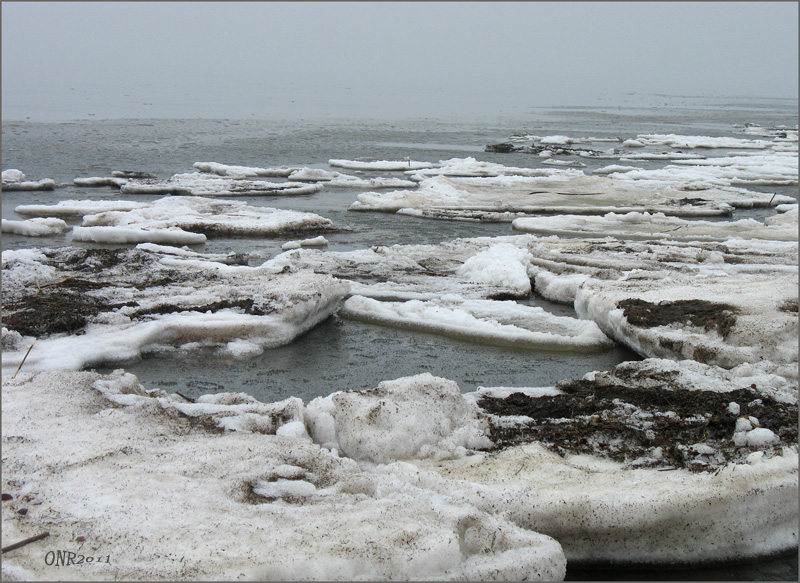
305,373,493,463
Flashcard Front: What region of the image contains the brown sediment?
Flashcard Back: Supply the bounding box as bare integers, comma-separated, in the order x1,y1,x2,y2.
3,281,135,337
617,298,739,338
479,369,797,472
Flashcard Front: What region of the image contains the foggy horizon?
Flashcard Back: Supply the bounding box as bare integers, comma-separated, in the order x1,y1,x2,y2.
2,2,798,122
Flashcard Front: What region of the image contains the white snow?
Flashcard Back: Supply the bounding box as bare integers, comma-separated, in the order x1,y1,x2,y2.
305,373,493,463
2,169,25,182
455,243,533,296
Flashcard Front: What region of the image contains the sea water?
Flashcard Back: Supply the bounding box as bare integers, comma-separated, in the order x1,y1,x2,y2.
2,95,797,579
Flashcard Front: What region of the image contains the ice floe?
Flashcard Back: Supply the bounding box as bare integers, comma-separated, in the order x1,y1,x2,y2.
350,171,789,220
1,218,69,237
449,357,798,562
1,169,56,191
1,246,349,374
1,359,794,578
193,161,299,178
282,235,329,250
576,271,798,372
118,172,324,196
613,152,798,188
513,208,799,242
15,196,336,245
261,235,544,301
329,158,437,171
1,369,566,580
15,199,150,217
635,133,773,149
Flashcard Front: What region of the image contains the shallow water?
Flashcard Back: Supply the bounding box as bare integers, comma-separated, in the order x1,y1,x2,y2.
107,308,640,404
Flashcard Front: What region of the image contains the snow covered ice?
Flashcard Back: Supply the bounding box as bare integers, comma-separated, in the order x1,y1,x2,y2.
1,246,350,373
14,196,336,246
2,123,798,580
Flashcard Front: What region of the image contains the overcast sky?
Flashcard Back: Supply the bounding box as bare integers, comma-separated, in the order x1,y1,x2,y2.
2,1,798,121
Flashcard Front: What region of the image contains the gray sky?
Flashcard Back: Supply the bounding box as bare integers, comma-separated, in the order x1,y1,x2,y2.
2,1,798,121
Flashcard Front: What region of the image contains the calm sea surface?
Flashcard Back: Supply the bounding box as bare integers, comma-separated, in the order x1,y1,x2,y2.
2,96,798,579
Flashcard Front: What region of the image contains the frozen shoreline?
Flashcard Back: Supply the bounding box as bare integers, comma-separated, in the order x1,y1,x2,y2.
2,124,798,580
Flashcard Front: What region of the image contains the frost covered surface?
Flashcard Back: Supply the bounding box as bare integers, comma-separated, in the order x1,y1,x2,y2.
513,207,799,242
1,246,349,374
